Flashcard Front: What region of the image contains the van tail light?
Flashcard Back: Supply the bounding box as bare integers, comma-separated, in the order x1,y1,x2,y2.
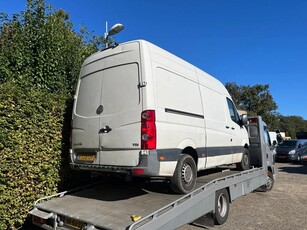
141,110,156,150
132,169,145,175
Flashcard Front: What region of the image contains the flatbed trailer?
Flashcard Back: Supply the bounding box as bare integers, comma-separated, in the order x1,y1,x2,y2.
29,116,275,230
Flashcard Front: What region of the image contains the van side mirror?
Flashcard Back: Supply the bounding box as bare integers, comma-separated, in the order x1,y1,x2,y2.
240,114,248,126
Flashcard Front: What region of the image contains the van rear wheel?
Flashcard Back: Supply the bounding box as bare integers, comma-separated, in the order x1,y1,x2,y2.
170,154,197,194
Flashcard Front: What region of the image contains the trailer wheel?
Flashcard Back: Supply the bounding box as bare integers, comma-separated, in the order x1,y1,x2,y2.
261,171,274,192
236,148,250,171
214,189,230,225
171,154,197,194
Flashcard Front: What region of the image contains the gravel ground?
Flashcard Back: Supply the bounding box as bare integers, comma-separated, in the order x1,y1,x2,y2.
180,162,307,230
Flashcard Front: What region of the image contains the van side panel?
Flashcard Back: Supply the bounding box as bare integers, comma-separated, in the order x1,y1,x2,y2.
197,70,233,168
199,85,232,168
148,46,205,175
155,67,204,151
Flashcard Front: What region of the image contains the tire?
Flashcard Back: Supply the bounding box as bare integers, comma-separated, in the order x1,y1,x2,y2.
236,148,250,171
298,154,301,163
214,188,230,225
260,171,274,192
170,154,197,194
292,154,301,164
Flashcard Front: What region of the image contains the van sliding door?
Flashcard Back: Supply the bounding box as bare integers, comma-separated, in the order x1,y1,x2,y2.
226,98,243,163
200,87,232,168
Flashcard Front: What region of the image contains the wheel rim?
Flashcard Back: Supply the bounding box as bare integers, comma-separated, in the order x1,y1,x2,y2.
266,175,273,189
181,162,193,185
243,153,249,165
217,194,227,217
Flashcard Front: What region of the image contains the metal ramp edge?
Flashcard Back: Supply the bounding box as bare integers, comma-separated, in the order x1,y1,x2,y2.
128,167,264,230
33,181,104,205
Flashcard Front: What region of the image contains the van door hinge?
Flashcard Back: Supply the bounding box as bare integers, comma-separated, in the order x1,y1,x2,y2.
138,81,147,88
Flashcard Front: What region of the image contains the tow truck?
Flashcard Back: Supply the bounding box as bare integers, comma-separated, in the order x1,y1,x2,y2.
29,116,275,230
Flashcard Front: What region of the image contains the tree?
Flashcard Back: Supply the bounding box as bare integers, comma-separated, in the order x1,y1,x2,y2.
278,115,307,138
0,0,103,94
225,82,278,126
0,1,105,228
225,82,307,136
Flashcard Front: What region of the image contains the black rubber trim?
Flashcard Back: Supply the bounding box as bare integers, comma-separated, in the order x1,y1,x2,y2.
165,108,204,119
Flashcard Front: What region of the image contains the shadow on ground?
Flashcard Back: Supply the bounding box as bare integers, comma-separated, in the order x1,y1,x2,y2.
278,164,307,175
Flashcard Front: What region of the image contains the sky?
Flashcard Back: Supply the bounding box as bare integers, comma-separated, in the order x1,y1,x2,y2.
1,0,307,119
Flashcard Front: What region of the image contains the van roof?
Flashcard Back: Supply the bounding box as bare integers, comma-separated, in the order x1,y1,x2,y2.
82,39,230,98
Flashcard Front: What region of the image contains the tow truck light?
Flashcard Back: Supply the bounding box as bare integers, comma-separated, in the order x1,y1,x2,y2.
248,117,258,123
141,110,156,150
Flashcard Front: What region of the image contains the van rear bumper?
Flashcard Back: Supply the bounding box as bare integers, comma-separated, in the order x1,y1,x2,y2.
70,150,163,177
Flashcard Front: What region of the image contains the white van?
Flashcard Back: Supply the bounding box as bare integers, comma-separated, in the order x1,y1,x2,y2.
70,40,249,193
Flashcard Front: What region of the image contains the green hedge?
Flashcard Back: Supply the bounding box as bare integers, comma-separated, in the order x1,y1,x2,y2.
0,83,66,229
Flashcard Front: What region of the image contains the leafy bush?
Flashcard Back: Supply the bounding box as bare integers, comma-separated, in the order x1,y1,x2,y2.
0,83,66,229
0,0,101,95
0,1,106,228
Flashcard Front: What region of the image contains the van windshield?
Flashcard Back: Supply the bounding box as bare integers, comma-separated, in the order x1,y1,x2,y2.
278,141,297,147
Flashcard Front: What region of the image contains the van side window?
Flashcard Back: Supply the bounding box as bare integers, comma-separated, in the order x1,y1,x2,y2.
227,98,240,124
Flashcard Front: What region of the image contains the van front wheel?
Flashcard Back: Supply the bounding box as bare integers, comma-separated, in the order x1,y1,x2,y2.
236,148,250,171
170,154,197,194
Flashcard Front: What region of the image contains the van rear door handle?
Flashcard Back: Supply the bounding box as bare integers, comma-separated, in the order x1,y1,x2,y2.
99,125,112,133
231,127,235,130
226,126,230,129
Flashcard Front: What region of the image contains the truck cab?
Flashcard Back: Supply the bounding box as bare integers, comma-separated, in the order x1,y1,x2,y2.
246,116,275,190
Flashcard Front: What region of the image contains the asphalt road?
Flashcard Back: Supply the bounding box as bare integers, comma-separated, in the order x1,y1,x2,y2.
180,162,307,230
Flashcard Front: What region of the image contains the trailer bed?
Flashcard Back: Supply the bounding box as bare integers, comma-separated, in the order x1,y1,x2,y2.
30,116,274,230
33,167,243,230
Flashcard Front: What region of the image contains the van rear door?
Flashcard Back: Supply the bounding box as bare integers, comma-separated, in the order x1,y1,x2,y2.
98,63,142,166
72,66,103,165
72,42,143,167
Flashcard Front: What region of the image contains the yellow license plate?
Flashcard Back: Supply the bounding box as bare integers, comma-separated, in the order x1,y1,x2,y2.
65,217,84,229
77,153,95,162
